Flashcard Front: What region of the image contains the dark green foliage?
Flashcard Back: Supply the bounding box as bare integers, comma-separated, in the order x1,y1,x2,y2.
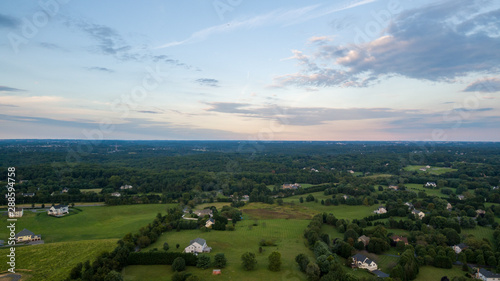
163,242,170,252
171,272,192,281
434,255,452,268
196,254,211,269
127,252,197,266
295,253,310,272
268,251,281,271
213,253,227,268
313,241,332,258
305,262,321,281
366,237,389,254
241,252,257,270
172,257,186,272
104,270,123,281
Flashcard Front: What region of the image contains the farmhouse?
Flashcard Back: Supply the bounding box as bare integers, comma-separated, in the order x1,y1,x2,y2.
47,204,69,216
425,182,437,187
351,253,378,271
357,235,370,246
8,207,23,218
184,238,211,254
391,235,409,245
194,209,213,218
412,209,425,219
205,218,215,228
120,184,133,190
15,228,41,243
452,243,468,254
282,183,301,190
374,206,387,214
476,268,500,281
61,187,69,193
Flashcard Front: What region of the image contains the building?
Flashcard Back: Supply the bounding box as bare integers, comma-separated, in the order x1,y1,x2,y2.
205,218,215,228
405,202,414,210
357,235,370,246
8,207,23,218
452,243,468,254
457,195,465,200
391,235,409,245
47,205,69,216
15,228,41,243
22,193,35,197
476,209,486,216
282,183,301,190
447,203,452,210
120,184,133,190
184,238,212,254
241,195,250,201
111,192,121,197
61,188,69,193
374,206,387,214
351,253,378,271
194,209,213,218
412,209,425,219
476,268,500,281
388,185,398,190
425,182,437,188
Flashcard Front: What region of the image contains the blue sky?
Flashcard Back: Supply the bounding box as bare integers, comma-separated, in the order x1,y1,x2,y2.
1,0,499,140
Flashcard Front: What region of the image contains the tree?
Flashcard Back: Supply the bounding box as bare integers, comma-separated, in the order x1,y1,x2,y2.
213,253,227,268
163,242,170,252
104,271,123,281
300,197,304,203
241,252,257,270
268,251,281,271
305,262,321,281
196,254,211,269
396,241,406,253
295,253,310,272
176,243,180,249
172,257,186,272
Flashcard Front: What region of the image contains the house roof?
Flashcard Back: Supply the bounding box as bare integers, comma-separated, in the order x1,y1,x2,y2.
391,235,408,243
456,243,468,249
479,268,500,278
352,253,374,265
16,228,35,237
52,204,67,209
189,238,206,246
412,209,422,214
358,235,370,242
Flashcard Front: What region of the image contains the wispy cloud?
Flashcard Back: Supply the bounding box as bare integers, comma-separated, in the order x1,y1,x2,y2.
463,77,500,92
196,78,219,87
0,86,25,92
273,0,500,88
0,13,20,29
156,1,375,49
85,66,114,73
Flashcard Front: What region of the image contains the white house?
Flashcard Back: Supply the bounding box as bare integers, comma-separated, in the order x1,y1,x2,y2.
457,195,465,200
184,238,212,254
15,228,41,243
111,192,121,197
412,209,425,219
452,243,468,254
120,184,133,190
477,268,500,281
374,206,387,214
8,207,23,218
388,185,398,190
205,218,215,228
405,202,414,210
447,203,452,210
425,182,437,188
282,183,301,190
47,205,69,216
194,209,213,218
351,253,378,271
61,188,69,193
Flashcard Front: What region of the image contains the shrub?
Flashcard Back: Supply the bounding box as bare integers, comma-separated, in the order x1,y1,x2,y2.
172,257,186,272
213,253,227,268
196,254,211,269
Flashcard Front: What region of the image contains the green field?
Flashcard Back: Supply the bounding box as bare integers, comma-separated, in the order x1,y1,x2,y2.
80,188,102,193
462,226,494,241
0,239,117,281
414,265,467,281
404,165,457,175
123,218,312,281
403,183,456,198
0,204,175,243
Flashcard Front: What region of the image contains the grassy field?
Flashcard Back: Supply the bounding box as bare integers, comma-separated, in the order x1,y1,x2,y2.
414,265,467,281
404,183,456,198
80,188,102,193
123,218,312,281
0,239,117,281
462,226,494,241
0,204,175,243
196,202,231,210
404,165,457,175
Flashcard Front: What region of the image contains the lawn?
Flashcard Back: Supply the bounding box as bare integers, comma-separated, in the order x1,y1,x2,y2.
123,218,312,281
404,183,456,198
0,204,175,243
0,239,117,281
462,226,494,241
414,265,467,281
404,165,457,175
80,188,102,193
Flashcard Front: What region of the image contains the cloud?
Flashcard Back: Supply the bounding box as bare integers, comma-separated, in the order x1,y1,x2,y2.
0,104,19,107
156,1,375,48
0,13,20,29
274,1,500,88
308,36,333,45
136,110,161,114
85,66,114,73
0,86,25,92
38,42,66,51
205,102,422,126
196,78,219,87
463,77,500,92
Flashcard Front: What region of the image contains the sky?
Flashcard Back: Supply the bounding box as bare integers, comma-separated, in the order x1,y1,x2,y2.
0,0,499,141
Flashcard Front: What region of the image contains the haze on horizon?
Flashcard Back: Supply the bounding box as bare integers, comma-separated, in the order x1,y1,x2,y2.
1,0,499,141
